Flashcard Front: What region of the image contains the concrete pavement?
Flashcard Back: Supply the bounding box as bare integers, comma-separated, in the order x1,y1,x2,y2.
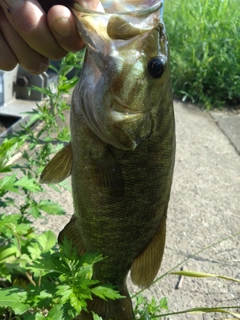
130,101,240,319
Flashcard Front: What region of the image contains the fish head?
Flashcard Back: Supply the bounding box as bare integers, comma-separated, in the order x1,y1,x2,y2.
72,0,171,150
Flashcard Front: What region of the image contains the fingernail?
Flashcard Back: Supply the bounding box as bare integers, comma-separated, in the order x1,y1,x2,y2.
28,62,49,75
52,17,72,37
3,0,24,9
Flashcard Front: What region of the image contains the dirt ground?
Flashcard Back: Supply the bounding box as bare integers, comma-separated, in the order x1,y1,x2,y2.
9,101,240,319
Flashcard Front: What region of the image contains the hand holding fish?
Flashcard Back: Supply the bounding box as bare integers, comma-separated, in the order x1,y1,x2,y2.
0,0,99,73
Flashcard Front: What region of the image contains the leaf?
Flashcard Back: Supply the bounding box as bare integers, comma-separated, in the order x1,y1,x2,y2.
159,297,168,310
27,242,42,260
0,175,18,193
39,200,65,215
22,312,46,320
0,137,25,172
0,214,21,229
69,291,85,313
91,286,124,301
0,214,33,239
47,305,64,320
57,127,71,142
0,165,13,173
170,270,240,283
56,286,86,313
92,313,103,320
30,252,67,274
56,285,72,303
58,77,79,92
78,252,104,266
0,263,11,281
0,288,30,314
15,176,41,192
37,231,57,252
28,201,41,218
0,247,17,262
24,110,42,128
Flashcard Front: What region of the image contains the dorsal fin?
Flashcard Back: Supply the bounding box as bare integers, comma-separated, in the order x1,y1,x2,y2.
40,143,72,184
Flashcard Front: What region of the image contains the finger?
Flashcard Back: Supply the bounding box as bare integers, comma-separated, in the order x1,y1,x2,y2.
0,0,67,60
0,8,49,74
47,5,85,52
0,32,18,71
0,7,18,71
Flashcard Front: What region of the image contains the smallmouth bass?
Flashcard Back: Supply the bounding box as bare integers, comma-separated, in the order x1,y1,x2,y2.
41,0,175,319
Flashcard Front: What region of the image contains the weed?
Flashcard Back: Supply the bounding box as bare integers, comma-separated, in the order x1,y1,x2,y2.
0,49,240,319
164,0,240,108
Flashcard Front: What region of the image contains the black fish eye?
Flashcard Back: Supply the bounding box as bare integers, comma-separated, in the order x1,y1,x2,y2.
148,56,165,79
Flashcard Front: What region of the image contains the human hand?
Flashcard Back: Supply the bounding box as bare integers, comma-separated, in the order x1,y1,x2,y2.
0,0,98,74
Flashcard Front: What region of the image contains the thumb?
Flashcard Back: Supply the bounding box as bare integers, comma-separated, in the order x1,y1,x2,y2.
0,0,66,59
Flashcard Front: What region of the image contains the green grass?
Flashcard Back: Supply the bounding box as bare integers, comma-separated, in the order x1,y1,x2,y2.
164,0,240,109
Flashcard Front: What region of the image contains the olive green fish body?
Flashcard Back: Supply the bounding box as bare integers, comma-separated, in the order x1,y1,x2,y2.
41,0,175,318
70,80,175,284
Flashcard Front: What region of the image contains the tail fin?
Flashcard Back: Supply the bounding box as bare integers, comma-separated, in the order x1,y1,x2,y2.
77,281,134,320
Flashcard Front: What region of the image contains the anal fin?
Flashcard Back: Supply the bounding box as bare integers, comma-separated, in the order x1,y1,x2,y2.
130,216,166,288
58,215,85,256
40,142,72,184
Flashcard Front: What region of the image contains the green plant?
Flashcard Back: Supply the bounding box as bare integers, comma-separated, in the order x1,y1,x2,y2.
0,230,122,319
164,0,240,108
1,52,84,221
133,295,168,319
0,50,240,319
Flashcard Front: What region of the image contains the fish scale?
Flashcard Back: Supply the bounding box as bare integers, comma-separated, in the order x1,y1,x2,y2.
40,0,175,319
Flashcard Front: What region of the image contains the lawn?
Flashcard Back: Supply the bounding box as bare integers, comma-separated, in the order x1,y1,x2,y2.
164,0,240,109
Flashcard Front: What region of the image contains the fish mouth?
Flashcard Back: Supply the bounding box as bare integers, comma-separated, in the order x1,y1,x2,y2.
110,102,149,123
110,110,147,123
72,0,162,16
71,0,162,58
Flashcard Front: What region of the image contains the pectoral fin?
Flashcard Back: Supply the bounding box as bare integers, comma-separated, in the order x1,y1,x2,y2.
130,216,166,288
40,143,72,184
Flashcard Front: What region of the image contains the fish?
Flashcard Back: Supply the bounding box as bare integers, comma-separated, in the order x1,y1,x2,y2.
40,0,175,319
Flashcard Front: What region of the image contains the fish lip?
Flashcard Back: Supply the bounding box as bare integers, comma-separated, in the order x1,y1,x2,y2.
72,1,162,16
110,109,147,123
110,103,151,123
111,99,146,115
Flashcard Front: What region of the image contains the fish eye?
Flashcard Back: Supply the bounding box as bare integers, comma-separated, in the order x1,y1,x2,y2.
148,56,165,79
